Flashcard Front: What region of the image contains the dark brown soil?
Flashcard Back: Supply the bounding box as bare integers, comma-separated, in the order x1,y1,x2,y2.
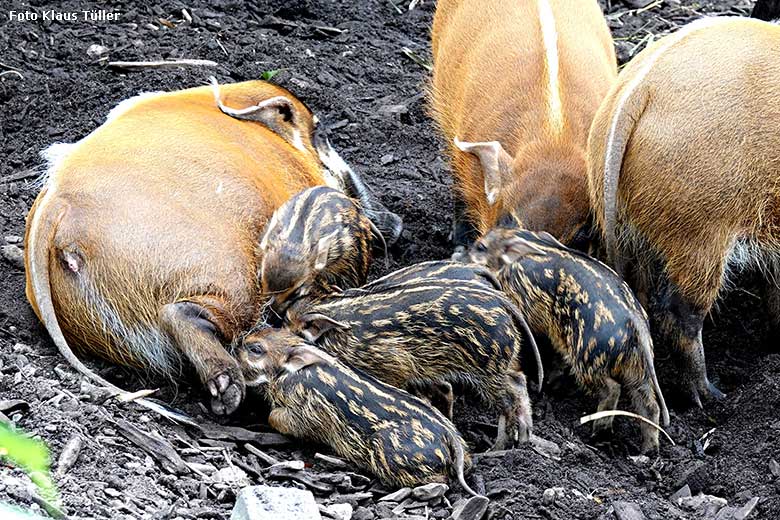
1,1,778,519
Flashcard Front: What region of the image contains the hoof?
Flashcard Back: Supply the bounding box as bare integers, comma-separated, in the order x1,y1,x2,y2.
451,246,468,262
207,368,245,415
685,379,726,409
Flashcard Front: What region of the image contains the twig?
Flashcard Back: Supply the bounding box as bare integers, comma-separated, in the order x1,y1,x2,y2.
579,410,675,445
0,70,24,80
0,61,23,73
108,59,218,70
401,47,432,72
116,388,158,402
387,0,404,14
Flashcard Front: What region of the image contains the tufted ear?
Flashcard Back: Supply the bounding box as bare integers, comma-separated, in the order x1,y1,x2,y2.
454,137,513,206
284,344,331,373
298,313,350,342
500,237,547,265
210,76,306,151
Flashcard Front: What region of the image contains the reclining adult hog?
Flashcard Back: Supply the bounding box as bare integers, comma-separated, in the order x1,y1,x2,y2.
430,0,616,251
239,328,479,495
277,264,543,449
587,17,780,406
24,78,399,418
468,228,669,453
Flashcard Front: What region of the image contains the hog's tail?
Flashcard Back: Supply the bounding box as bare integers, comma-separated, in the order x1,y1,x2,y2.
447,431,481,498
601,83,649,274
506,299,544,390
26,197,196,427
635,317,670,427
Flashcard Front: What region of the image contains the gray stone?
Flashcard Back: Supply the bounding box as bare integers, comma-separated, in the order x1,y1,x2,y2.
613,501,647,520
352,506,375,520
87,44,109,57
530,434,561,460
734,497,759,520
214,466,250,488
411,483,448,501
670,484,692,504
321,503,353,520
379,488,411,502
542,487,565,506
231,485,321,520
770,460,780,479
4,235,22,244
678,493,727,518
448,496,489,520
1,245,24,269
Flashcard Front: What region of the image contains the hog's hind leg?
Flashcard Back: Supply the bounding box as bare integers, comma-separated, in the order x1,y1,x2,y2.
591,377,621,438
626,380,662,454
159,299,245,415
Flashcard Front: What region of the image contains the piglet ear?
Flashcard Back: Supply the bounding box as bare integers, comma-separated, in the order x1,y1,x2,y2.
284,345,331,373
314,230,340,271
500,237,547,265
454,138,513,206
210,76,306,151
537,231,566,248
300,313,350,342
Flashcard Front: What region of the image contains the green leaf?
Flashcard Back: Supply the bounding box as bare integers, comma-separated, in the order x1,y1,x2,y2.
0,423,58,504
261,69,281,81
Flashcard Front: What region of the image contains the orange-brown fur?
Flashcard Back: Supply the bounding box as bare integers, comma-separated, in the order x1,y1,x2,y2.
587,17,780,405
430,0,616,244
25,80,329,415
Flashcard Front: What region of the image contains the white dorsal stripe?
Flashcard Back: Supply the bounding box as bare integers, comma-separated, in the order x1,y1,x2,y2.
603,17,733,186
537,0,563,133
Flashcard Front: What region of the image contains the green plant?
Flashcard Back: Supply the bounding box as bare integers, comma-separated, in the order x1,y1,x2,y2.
0,423,62,517
261,69,282,81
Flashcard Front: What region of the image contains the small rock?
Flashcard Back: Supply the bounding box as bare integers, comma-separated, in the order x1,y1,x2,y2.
379,488,411,502
542,487,565,506
352,506,374,520
411,483,448,502
530,434,561,460
448,495,489,520
378,104,408,115
214,466,250,488
87,44,109,58
678,493,727,517
670,484,692,504
628,455,650,466
769,460,780,479
321,503,352,520
380,154,395,166
612,501,646,520
4,235,22,244
231,485,322,520
734,497,759,520
1,245,24,269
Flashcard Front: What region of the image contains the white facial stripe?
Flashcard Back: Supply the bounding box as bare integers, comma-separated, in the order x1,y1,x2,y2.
604,17,731,187
537,0,563,134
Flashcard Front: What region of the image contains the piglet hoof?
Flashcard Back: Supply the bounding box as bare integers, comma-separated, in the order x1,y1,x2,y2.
207,368,246,416
451,246,468,262
704,381,726,402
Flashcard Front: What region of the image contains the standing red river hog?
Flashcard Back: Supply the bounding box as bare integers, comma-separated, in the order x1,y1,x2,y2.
24,78,400,419
430,0,617,253
587,17,780,407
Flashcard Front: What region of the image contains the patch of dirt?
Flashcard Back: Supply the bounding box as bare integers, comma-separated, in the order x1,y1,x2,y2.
1,1,778,519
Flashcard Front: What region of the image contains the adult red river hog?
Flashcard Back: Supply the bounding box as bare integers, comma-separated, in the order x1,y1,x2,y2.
587,17,780,406
24,78,400,419
430,0,617,253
